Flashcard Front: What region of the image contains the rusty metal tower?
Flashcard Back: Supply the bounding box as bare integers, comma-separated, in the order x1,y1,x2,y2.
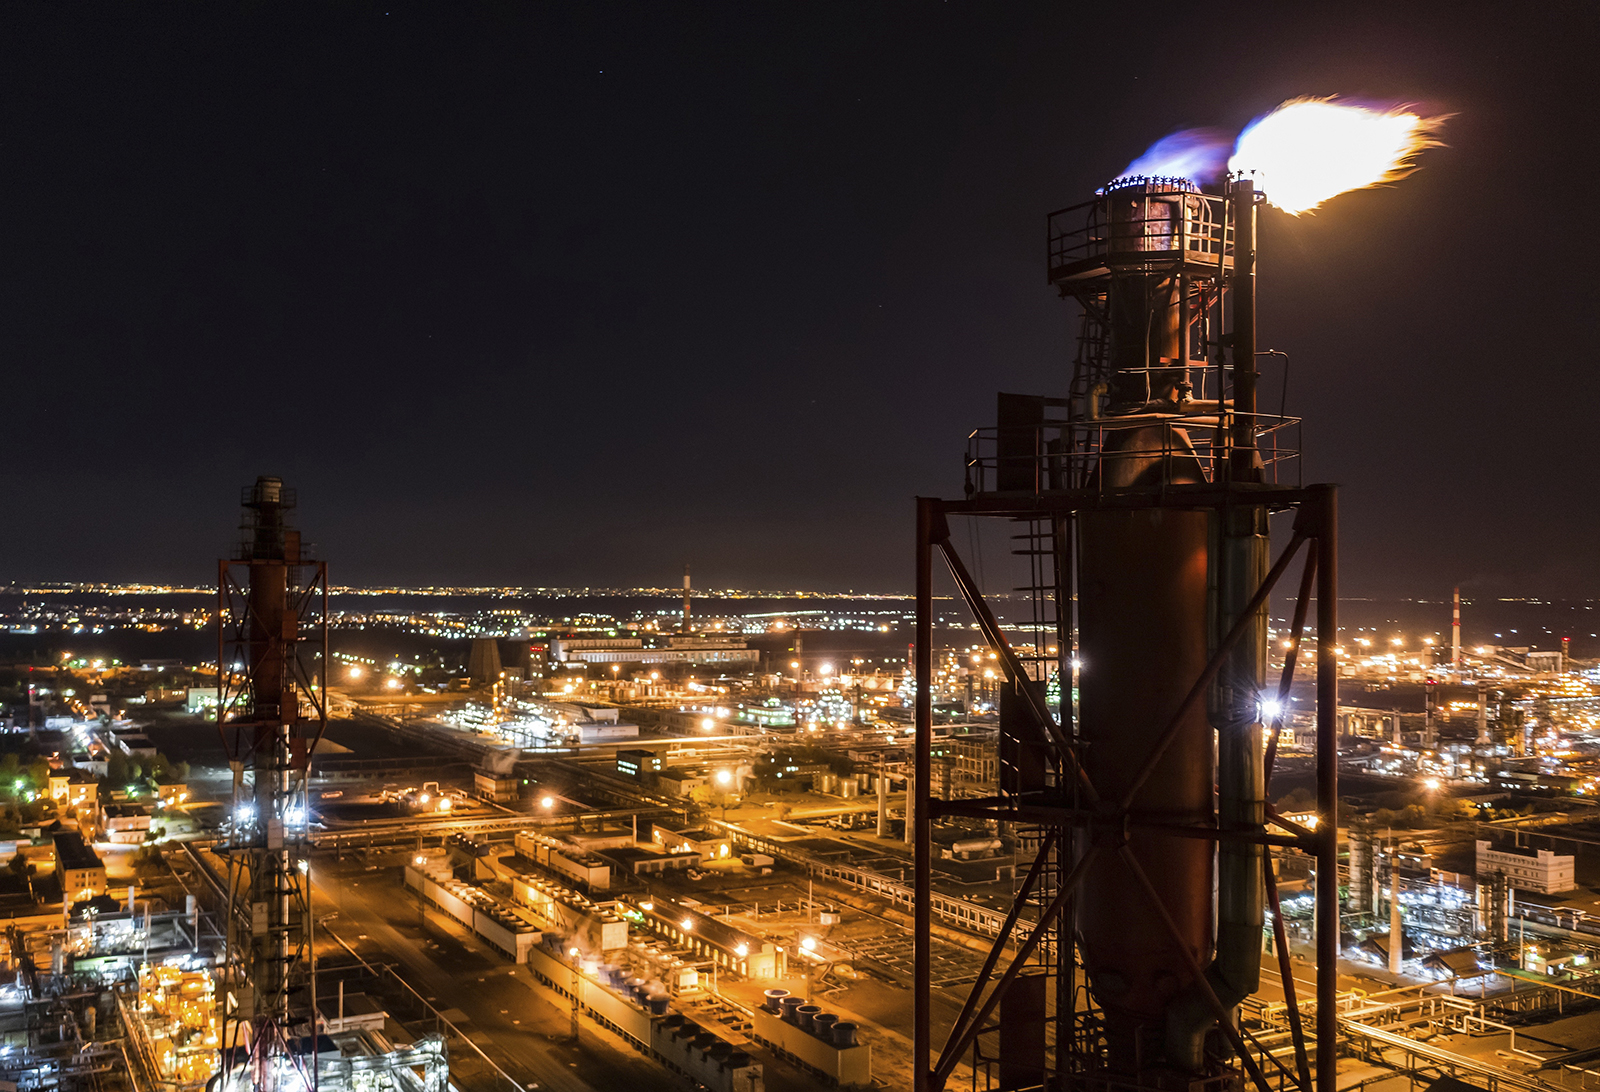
216,476,329,1090
912,178,1340,1092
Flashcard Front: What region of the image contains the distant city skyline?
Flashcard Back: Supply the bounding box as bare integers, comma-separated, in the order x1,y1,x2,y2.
3,4,1594,597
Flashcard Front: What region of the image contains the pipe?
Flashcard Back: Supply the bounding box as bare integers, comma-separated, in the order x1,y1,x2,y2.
1165,502,1268,1067
1230,178,1258,481
1166,179,1265,1066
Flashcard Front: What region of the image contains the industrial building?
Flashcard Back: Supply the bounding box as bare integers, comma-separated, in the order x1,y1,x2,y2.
551,633,760,667
53,831,106,903
1475,838,1577,894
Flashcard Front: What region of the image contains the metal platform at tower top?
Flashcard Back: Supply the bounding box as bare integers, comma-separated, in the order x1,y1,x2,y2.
910,177,1342,1092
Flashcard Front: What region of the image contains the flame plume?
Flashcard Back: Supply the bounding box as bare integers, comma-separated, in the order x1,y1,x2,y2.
1118,127,1232,187
1228,97,1446,214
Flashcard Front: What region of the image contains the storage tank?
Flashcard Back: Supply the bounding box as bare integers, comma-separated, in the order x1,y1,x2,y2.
951,837,1003,860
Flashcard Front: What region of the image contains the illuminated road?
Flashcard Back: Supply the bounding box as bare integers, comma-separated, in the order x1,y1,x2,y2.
309,850,669,1092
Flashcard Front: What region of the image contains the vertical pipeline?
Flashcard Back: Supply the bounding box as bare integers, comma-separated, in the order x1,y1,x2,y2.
1230,178,1257,480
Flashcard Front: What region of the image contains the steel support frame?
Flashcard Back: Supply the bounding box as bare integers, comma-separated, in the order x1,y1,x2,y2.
215,557,329,1092
913,483,1339,1092
217,559,331,759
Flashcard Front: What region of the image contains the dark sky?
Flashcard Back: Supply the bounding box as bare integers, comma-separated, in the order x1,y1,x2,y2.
2,2,1595,595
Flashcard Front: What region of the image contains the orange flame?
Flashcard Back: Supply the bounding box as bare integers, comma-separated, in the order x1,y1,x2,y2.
1228,97,1446,214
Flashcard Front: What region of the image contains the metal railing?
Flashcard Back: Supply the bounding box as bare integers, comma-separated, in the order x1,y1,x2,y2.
1048,183,1233,283
964,410,1302,497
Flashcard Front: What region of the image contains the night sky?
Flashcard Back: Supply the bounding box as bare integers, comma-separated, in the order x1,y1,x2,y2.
3,2,1595,595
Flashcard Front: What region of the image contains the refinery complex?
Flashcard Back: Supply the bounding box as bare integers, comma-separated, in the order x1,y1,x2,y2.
3,93,1600,1092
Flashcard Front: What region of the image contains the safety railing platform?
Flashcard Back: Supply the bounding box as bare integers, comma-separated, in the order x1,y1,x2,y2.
963,410,1301,498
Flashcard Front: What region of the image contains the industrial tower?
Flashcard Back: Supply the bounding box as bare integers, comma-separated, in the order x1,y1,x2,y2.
913,178,1340,1092
216,476,329,1090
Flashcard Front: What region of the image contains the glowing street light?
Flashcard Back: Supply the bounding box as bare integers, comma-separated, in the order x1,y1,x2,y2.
715,769,733,786
541,796,555,809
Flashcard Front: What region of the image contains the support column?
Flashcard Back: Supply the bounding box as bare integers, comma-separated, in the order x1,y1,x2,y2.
1313,484,1340,1092
915,498,935,1092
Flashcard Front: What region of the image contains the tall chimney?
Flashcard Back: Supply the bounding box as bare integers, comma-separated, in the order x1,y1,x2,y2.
1452,587,1462,669
1388,864,1404,974
683,564,692,633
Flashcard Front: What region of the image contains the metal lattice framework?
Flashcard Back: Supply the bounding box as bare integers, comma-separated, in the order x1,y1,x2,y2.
913,486,1338,1092
912,179,1342,1092
214,479,329,1091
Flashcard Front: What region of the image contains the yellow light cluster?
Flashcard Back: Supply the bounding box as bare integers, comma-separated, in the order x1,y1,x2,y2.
136,963,219,1086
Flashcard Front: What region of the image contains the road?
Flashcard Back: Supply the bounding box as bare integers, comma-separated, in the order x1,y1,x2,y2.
309,851,669,1092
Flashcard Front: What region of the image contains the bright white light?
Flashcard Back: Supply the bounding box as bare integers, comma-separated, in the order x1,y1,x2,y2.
800,936,817,952
1424,778,1440,790
734,943,749,957
234,804,255,825
681,917,695,931
1260,696,1283,720
641,901,654,912
569,946,581,958
297,859,309,874
1230,97,1445,214
716,769,732,786
414,854,427,866
701,717,715,731
541,796,555,809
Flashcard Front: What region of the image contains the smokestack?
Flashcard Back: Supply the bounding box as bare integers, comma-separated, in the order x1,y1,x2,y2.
1476,685,1491,745
1388,867,1403,974
1423,678,1437,750
683,564,691,633
877,768,888,838
1452,587,1462,669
